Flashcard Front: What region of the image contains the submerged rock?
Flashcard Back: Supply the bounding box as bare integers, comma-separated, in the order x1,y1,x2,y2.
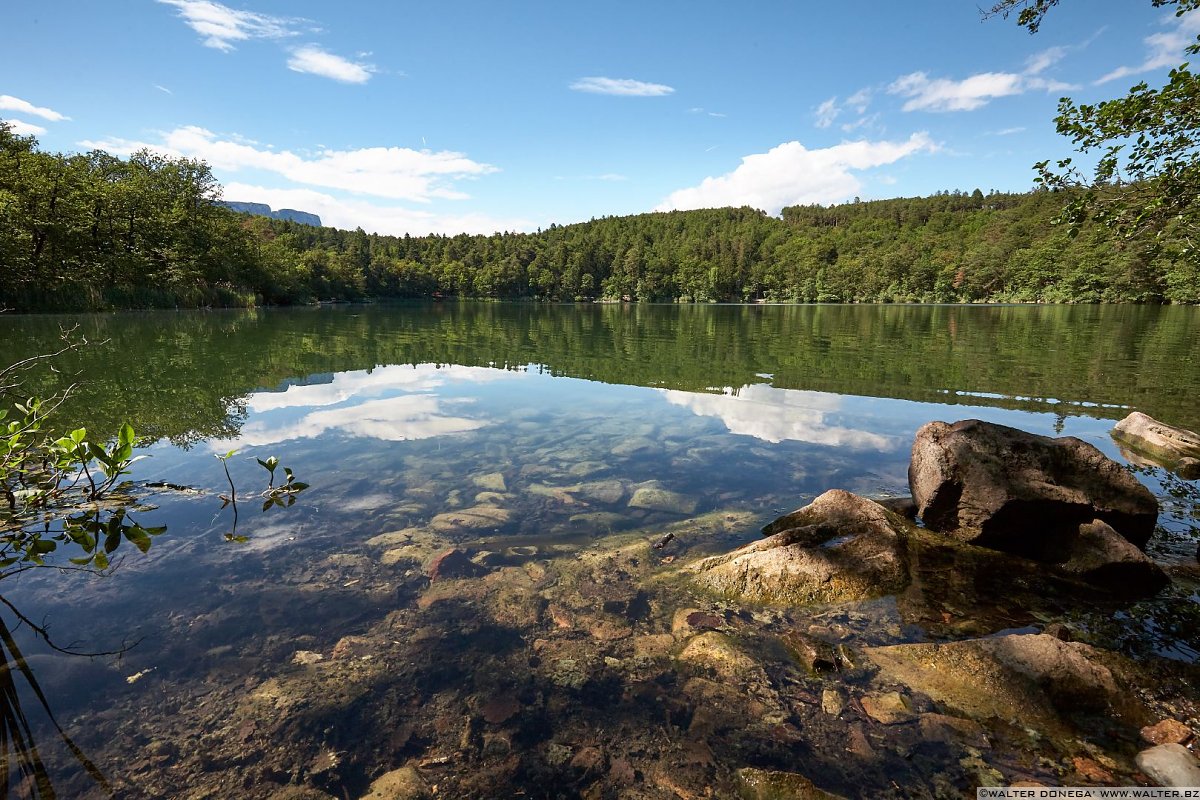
472,471,508,492
736,767,846,800
359,766,430,800
428,505,513,532
427,548,488,581
627,482,698,515
686,490,908,605
865,634,1121,727
1141,719,1194,746
1135,744,1200,788
1112,412,1200,478
909,419,1158,558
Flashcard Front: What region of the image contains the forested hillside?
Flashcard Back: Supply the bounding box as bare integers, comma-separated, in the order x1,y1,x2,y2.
2,122,1196,311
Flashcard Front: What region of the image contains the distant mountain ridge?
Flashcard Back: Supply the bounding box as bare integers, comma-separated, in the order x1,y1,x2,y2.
219,201,321,227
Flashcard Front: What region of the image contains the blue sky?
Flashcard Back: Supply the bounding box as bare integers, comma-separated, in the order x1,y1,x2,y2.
2,1,1196,235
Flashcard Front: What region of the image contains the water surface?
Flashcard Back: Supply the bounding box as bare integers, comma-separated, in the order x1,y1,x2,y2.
1,302,1197,797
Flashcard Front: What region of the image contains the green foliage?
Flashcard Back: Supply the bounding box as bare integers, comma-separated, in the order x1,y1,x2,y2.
0,396,157,570
2,120,1198,309
989,0,1200,300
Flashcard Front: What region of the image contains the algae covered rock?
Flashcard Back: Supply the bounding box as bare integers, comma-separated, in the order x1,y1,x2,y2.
627,481,698,515
864,633,1122,728
736,767,846,800
359,766,430,800
686,490,909,605
909,419,1158,557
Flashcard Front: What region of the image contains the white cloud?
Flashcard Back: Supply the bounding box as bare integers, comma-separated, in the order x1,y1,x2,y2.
4,119,47,136
221,182,533,235
845,88,872,114
814,97,839,129
80,126,497,204
991,126,1027,136
888,71,1025,112
0,95,69,122
287,45,374,84
1097,10,1200,84
662,385,897,450
1025,46,1068,75
157,0,300,51
154,84,173,95
569,77,674,97
890,45,1082,113
655,133,936,214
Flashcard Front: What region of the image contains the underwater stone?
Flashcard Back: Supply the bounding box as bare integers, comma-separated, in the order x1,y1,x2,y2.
1141,719,1195,746
860,691,914,725
427,548,487,581
736,767,846,800
472,472,508,492
429,505,513,531
358,766,430,800
627,482,698,515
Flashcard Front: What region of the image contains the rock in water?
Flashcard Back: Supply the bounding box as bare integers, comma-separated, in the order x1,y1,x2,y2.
865,633,1119,723
686,490,908,605
1057,519,1167,596
1112,411,1200,478
1135,744,1200,787
909,419,1158,559
736,768,846,800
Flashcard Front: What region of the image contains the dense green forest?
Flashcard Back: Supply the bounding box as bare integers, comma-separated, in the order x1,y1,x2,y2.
2,121,1197,312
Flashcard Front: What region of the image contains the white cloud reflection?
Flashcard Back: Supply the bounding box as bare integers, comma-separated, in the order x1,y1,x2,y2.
215,363,519,448
662,384,896,450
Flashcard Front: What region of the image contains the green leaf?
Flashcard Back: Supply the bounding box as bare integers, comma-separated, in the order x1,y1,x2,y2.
123,526,153,554
94,551,109,570
31,539,56,555
118,423,136,447
104,530,121,554
68,555,95,566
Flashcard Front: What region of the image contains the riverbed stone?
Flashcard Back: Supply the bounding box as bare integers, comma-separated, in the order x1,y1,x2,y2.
1113,412,1200,478
736,767,846,800
687,490,908,605
627,482,698,515
427,548,487,581
359,766,430,800
865,634,1119,726
472,471,507,492
909,419,1159,558
860,691,914,725
1136,744,1200,787
428,505,513,532
678,632,759,678
1141,719,1194,746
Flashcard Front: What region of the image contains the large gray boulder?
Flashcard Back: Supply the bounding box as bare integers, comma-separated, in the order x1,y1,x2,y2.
1112,412,1200,479
909,420,1158,560
685,490,909,605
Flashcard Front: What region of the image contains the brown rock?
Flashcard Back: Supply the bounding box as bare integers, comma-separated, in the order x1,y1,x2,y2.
918,713,989,748
1056,519,1168,596
860,691,915,725
1072,756,1116,784
688,490,909,605
875,496,918,519
781,631,839,673
426,548,486,581
480,694,521,726
1112,412,1200,477
909,420,1158,559
736,768,846,800
359,766,430,800
1141,719,1194,746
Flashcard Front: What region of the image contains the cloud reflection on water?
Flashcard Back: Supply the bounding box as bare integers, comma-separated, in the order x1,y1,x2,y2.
662,383,897,450
215,363,520,448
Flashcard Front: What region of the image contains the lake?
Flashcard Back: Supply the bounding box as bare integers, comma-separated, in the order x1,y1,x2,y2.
1,302,1198,798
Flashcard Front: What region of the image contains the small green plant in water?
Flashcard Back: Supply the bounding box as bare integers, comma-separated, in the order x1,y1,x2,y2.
216,450,308,542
